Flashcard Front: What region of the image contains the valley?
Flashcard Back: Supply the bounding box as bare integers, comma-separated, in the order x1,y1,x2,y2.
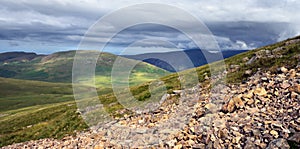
0,36,299,148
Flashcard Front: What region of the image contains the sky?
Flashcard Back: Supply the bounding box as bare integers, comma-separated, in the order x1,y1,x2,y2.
0,0,299,55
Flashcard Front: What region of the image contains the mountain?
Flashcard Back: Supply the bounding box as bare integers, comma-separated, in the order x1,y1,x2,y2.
124,49,247,72
0,52,43,63
1,36,300,147
0,50,169,87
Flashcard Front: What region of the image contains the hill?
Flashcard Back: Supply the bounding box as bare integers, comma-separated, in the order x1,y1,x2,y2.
0,77,76,112
0,52,43,63
0,77,89,146
0,50,169,87
124,49,247,72
1,36,300,147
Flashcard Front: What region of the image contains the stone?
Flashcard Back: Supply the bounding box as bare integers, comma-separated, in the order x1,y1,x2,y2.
291,92,298,98
293,84,300,94
233,96,244,108
297,117,300,124
166,139,177,147
222,96,245,113
254,87,267,97
94,144,103,149
273,47,283,53
254,139,260,145
245,70,252,75
192,143,205,149
261,77,268,82
205,103,218,112
210,134,216,141
174,144,182,149
160,129,175,135
252,129,261,136
231,127,239,131
246,56,257,65
189,127,195,134
234,136,242,143
213,140,221,148
148,123,155,127
281,82,290,89
173,90,183,95
288,132,300,144
205,75,209,80
138,119,144,124
270,130,279,138
243,90,253,99
280,66,288,73
230,65,240,69
188,139,195,146
227,99,236,113
136,128,147,134
243,125,252,133
246,99,254,105
194,109,205,117
271,121,283,128
244,141,257,149
289,69,296,78
259,143,267,148
266,138,290,149
243,57,250,62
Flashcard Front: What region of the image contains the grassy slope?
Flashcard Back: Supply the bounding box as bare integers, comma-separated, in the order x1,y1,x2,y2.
224,36,300,83
0,77,74,112
1,36,299,147
0,51,169,87
0,102,87,147
0,77,90,146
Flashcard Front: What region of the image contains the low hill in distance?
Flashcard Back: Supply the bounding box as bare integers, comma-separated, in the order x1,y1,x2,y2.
0,51,169,87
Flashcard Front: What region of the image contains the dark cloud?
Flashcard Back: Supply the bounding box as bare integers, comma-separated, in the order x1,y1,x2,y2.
206,21,295,49
0,0,299,54
9,41,19,47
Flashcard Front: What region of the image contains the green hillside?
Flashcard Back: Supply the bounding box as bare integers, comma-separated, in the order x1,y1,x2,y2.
0,77,74,112
1,36,299,147
0,51,169,87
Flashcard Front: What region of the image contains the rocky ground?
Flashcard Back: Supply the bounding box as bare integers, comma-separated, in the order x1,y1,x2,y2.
3,66,300,148
2,37,300,148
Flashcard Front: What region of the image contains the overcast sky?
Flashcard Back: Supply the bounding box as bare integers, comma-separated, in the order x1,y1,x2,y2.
0,0,299,54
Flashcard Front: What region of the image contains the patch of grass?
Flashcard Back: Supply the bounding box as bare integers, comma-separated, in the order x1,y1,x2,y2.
0,77,73,98
0,102,88,147
0,77,78,112
0,95,74,112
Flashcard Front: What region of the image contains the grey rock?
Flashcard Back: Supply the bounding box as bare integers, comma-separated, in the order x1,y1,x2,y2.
246,56,257,65
266,138,290,149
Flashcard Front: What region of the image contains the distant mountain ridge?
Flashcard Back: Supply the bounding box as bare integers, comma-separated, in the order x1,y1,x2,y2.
124,49,248,72
0,50,247,82
0,52,44,62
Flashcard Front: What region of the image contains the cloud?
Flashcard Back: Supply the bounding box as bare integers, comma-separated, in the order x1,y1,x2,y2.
9,41,19,47
215,36,256,50
0,0,299,54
